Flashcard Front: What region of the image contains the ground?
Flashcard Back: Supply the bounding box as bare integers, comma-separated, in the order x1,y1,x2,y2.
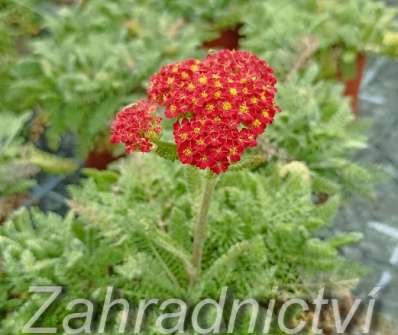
335,56,398,320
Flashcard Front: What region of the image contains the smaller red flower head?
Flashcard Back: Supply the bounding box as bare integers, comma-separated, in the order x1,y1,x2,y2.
110,100,161,153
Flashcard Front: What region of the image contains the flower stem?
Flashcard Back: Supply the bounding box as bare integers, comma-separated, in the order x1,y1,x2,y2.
189,172,218,288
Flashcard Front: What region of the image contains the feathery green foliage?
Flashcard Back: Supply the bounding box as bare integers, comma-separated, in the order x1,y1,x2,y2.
0,113,37,200
241,0,398,79
0,112,79,222
5,0,205,156
0,155,362,333
259,65,375,198
0,0,45,114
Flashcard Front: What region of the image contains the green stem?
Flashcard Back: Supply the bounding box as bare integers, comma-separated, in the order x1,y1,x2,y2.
189,172,218,288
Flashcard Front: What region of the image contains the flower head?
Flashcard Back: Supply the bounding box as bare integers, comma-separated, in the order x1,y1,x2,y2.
149,50,279,173
111,50,279,173
110,100,161,153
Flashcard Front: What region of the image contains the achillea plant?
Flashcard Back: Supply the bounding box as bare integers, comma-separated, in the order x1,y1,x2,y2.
111,49,281,291
107,50,361,309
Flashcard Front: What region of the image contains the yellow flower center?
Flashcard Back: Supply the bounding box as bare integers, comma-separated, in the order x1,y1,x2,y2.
198,117,206,125
206,104,215,112
187,83,196,91
223,102,232,111
214,80,223,88
253,119,262,127
229,147,237,155
229,88,238,96
239,104,249,114
199,76,208,84
184,148,192,156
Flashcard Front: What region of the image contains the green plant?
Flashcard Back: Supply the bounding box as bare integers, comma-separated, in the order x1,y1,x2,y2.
0,112,79,222
6,0,205,157
0,155,362,334
0,3,387,332
152,0,246,30
0,113,37,215
259,65,375,198
241,0,398,79
0,0,46,114
0,47,369,334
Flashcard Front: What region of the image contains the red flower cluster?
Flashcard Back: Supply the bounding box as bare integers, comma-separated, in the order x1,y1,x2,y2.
111,50,279,173
110,100,161,153
149,50,279,173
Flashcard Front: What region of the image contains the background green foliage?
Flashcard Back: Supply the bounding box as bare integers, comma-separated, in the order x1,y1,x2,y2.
0,112,78,222
4,0,205,156
0,113,37,200
241,0,398,78
1,0,397,156
0,0,43,114
264,65,374,197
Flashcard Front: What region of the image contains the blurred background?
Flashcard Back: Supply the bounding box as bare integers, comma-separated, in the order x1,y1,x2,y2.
1,0,398,333
336,54,398,319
